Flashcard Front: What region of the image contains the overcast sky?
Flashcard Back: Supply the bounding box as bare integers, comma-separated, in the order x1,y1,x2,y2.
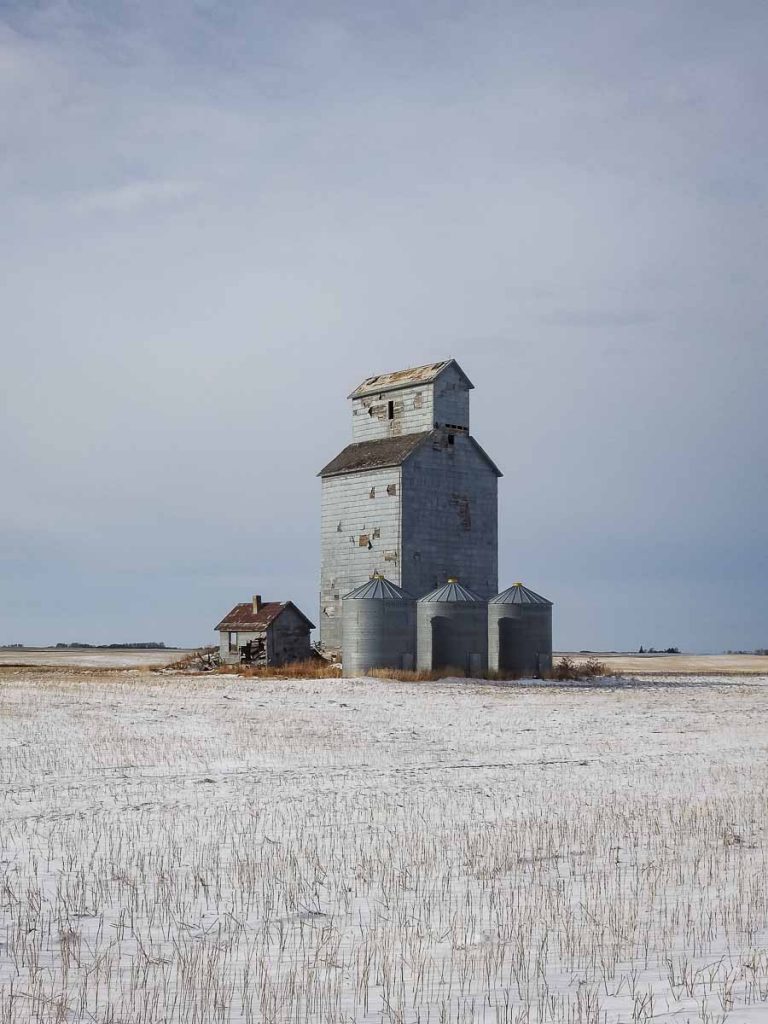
1,0,766,651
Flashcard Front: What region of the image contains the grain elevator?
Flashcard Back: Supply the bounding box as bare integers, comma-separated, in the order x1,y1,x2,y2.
319,360,554,676
319,360,501,654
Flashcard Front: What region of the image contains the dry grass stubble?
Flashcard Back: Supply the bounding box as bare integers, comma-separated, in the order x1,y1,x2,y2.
1,669,767,1023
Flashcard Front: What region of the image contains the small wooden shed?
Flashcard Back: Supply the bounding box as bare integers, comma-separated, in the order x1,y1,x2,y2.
215,595,316,666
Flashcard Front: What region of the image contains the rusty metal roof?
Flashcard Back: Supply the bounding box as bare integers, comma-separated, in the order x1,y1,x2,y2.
215,601,316,631
348,359,473,399
318,431,431,478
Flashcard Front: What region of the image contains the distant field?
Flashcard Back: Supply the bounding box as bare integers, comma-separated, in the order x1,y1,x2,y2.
0,647,190,668
559,652,768,675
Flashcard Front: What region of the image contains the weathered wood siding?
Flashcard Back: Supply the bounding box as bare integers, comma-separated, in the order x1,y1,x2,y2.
320,363,497,653
432,364,470,430
351,388,433,442
401,432,498,600
269,607,313,666
320,466,403,651
350,364,471,443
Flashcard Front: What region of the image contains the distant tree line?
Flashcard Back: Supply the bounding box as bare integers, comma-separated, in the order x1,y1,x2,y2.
638,646,680,654
53,642,168,649
726,648,768,655
1,642,169,649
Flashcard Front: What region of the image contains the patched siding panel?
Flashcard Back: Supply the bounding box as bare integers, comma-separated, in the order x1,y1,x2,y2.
320,466,403,650
351,388,435,442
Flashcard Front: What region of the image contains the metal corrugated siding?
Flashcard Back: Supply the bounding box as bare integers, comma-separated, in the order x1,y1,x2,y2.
488,602,552,676
342,574,417,674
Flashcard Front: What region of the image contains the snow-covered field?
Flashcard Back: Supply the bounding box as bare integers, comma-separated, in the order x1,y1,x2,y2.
1,670,767,1023
0,649,188,668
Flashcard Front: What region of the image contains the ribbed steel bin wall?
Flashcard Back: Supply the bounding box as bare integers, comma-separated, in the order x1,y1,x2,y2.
342,585,416,675
417,585,488,675
488,602,552,677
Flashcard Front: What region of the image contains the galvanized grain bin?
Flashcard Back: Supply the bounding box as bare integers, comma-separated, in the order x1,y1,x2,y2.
342,575,416,675
488,583,553,677
417,579,488,675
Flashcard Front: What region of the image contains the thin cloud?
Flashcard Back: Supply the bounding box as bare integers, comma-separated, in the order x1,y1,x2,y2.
541,310,659,328
70,178,202,214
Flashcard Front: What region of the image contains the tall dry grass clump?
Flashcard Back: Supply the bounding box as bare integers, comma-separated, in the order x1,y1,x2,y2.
368,666,462,682
219,658,342,679
155,651,609,684
551,656,607,681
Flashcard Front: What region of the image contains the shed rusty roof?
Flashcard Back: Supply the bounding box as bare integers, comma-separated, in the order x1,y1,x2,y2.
348,359,473,399
215,601,316,632
318,431,431,478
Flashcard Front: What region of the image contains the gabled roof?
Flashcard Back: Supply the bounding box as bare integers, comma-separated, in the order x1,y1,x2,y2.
215,601,316,632
318,430,502,479
466,437,503,478
318,431,431,478
348,359,474,399
490,584,552,606
343,576,414,601
418,580,485,604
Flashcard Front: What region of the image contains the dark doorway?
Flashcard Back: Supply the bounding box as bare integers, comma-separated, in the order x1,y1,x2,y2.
431,616,464,673
499,617,523,674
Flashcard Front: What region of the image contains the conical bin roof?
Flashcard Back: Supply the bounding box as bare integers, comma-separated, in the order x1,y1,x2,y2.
490,583,552,606
343,575,414,601
418,580,484,604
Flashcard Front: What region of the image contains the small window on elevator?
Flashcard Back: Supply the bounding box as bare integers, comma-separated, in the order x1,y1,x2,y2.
387,400,394,420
